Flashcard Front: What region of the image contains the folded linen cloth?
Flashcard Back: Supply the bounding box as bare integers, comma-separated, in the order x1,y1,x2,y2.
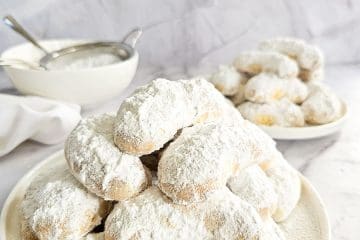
0,94,81,157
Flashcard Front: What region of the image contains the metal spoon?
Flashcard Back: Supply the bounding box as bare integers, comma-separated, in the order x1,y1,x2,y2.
3,15,142,70
3,15,49,55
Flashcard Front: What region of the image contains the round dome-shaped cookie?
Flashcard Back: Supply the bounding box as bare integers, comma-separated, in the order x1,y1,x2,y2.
21,161,110,240
105,186,268,240
65,113,149,201
113,78,227,156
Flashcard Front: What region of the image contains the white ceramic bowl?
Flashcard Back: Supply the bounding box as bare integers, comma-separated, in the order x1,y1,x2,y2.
1,40,139,105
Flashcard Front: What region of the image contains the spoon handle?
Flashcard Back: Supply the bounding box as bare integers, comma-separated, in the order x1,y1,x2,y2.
3,15,49,54
122,28,142,48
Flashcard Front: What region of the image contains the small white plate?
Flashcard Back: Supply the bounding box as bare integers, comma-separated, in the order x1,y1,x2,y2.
0,151,330,240
260,101,348,140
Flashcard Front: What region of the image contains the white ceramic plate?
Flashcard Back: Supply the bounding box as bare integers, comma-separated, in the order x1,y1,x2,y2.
260,101,348,140
0,151,330,240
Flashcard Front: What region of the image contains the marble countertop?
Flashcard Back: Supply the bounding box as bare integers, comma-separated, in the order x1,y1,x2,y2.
0,64,359,239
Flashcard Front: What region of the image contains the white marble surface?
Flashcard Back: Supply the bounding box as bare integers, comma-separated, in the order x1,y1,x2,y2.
0,64,359,239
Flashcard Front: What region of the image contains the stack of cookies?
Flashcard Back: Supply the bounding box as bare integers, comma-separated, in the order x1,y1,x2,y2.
20,78,302,240
206,38,343,127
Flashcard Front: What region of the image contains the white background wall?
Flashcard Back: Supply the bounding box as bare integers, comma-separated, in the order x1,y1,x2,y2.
0,0,359,85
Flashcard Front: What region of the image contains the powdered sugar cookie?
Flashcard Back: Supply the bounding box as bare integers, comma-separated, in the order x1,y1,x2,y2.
259,37,324,72
238,99,305,127
244,73,287,103
65,113,149,201
158,123,235,205
227,165,278,219
105,186,266,240
286,77,309,104
207,65,248,96
233,51,299,78
21,162,110,240
301,83,342,124
158,120,279,204
262,158,301,222
244,73,308,104
114,78,227,155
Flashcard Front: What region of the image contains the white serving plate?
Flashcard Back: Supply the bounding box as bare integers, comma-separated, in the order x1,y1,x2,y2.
260,101,348,140
0,151,330,240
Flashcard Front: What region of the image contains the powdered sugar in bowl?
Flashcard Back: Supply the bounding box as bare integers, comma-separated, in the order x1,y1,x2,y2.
1,32,140,105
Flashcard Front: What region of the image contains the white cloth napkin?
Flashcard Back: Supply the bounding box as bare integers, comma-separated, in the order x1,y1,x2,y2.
0,94,81,157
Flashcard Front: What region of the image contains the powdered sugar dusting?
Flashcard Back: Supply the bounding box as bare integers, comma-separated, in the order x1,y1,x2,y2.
259,37,324,71
245,73,308,104
233,51,299,78
158,119,279,204
21,160,107,240
65,113,148,200
114,78,228,155
238,99,305,127
228,165,278,217
286,78,308,104
18,75,322,239
265,157,302,222
207,65,247,96
245,73,286,103
301,83,343,124
105,186,274,240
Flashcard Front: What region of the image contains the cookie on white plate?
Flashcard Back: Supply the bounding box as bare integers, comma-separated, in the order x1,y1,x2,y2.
65,113,150,201
238,99,305,127
233,51,299,78
207,65,248,96
259,37,324,72
244,73,308,104
20,162,111,240
301,83,343,124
